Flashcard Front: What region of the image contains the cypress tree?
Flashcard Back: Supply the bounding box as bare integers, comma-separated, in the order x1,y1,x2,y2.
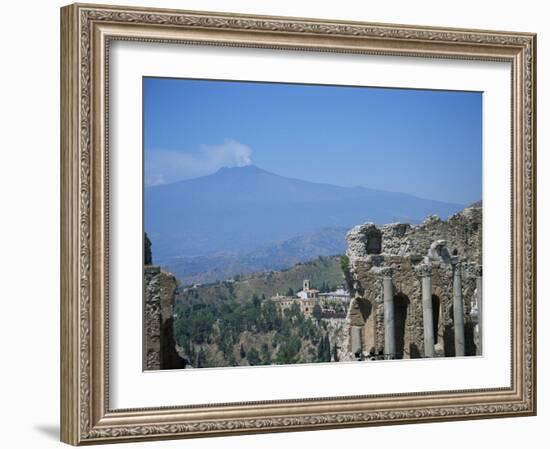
317,337,325,362
324,335,331,362
144,232,152,265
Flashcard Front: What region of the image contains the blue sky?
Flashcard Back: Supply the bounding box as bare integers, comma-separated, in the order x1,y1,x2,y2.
144,77,482,205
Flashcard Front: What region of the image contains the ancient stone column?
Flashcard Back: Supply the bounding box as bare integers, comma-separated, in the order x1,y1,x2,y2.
351,326,363,358
417,264,435,358
380,267,395,358
476,265,483,355
453,263,466,357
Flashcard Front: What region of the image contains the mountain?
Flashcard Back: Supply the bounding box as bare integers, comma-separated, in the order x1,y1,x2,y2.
145,165,464,272
162,227,348,284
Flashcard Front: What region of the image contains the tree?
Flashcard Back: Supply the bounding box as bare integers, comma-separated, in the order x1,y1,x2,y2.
144,232,152,265
239,343,246,359
227,352,237,367
260,342,271,365
289,302,301,320
252,294,261,309
332,342,339,362
318,335,331,362
275,335,302,365
260,299,281,331
340,255,354,291
286,287,294,297
312,304,323,322
196,348,207,368
324,335,332,362
317,336,325,362
247,347,260,365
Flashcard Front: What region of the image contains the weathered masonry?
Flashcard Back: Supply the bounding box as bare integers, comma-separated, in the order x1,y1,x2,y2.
345,205,482,360
144,265,186,370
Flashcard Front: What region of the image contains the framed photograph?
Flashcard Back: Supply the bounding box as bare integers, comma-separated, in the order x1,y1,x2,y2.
60,3,536,445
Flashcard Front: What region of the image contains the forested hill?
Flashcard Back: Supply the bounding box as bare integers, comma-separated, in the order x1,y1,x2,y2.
173,255,347,369
160,227,347,285
177,255,343,305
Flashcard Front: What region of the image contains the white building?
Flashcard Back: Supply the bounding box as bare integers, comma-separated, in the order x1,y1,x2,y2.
296,279,319,299
271,280,350,319
318,285,351,302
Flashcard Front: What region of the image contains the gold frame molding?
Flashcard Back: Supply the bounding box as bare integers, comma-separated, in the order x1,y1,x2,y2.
60,2,537,445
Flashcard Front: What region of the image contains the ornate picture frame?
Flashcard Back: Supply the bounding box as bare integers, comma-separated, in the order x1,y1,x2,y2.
60,3,536,445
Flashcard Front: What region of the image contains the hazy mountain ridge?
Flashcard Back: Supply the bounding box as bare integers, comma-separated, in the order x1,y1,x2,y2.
146,165,465,281
162,227,348,284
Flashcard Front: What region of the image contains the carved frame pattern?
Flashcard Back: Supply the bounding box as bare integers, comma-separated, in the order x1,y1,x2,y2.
60,3,536,445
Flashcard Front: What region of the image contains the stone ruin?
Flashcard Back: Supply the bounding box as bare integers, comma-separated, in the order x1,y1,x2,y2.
143,233,186,370
344,205,483,360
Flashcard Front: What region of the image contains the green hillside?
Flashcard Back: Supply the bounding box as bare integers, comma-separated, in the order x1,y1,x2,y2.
177,255,344,305
173,255,347,368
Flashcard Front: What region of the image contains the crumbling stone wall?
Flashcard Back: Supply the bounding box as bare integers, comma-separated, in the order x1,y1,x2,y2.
345,205,482,360
379,206,482,264
144,265,186,370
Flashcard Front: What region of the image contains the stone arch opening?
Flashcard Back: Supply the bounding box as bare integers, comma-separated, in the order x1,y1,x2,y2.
349,297,372,325
394,293,410,359
364,227,382,254
443,304,455,356
432,295,441,345
465,321,477,356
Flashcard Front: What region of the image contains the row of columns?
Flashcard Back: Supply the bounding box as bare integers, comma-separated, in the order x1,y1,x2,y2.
380,263,481,358
417,263,465,357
